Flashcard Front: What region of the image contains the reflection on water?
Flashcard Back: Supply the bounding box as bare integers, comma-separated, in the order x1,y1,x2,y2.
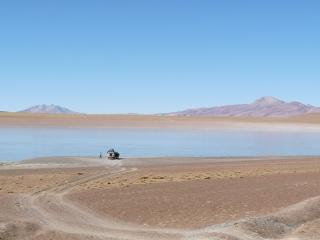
1,127,320,161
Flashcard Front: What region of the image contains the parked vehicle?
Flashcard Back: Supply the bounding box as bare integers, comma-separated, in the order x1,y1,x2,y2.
107,148,120,160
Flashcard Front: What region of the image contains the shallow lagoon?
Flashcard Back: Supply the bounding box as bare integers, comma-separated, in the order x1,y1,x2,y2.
1,127,320,161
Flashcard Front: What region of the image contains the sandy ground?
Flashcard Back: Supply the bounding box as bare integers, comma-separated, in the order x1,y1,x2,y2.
1,156,320,239
1,112,320,131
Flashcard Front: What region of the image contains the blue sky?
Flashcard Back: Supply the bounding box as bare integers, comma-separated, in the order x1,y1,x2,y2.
1,1,320,114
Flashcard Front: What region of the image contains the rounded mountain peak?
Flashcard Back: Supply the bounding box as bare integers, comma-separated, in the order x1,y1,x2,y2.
253,96,285,105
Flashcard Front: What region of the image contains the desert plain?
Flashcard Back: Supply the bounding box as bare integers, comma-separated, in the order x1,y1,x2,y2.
2,156,320,240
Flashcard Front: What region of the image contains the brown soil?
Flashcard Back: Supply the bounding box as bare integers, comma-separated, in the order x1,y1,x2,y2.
69,159,320,229
2,157,320,239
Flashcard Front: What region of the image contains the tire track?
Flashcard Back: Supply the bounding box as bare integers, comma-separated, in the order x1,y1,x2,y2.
25,166,185,239
16,164,320,240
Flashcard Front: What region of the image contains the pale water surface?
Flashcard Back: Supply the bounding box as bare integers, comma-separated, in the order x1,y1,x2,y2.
1,127,320,162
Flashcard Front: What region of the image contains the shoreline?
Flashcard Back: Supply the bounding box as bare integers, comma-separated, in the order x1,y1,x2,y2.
2,154,320,166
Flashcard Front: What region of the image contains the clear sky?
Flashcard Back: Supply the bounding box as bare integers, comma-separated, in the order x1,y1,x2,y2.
1,1,320,114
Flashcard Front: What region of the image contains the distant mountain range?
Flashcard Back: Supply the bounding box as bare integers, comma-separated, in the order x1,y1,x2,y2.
13,97,320,117
166,97,320,117
19,104,78,114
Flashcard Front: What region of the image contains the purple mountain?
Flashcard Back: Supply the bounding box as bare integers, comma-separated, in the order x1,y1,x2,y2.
167,97,320,117
19,104,78,114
